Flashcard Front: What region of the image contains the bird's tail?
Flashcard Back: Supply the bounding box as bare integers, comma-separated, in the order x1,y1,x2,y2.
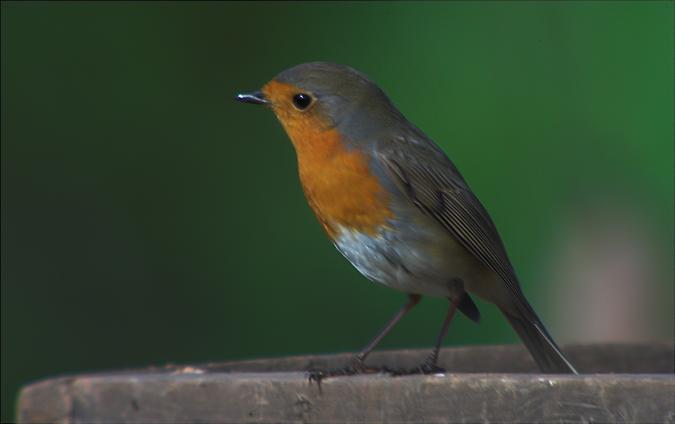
500,308,577,374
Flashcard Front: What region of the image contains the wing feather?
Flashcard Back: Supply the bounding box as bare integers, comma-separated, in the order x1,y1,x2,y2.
377,148,532,314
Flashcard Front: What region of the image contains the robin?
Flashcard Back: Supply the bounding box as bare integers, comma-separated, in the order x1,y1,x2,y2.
235,62,577,382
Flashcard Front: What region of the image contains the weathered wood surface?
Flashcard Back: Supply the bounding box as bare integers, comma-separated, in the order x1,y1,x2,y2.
17,343,675,423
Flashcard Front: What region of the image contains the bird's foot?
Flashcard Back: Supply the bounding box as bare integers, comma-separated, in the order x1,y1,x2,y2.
384,357,446,376
307,357,387,393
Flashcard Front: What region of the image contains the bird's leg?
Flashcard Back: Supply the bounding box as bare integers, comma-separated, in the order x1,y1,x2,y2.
308,294,421,388
386,295,459,375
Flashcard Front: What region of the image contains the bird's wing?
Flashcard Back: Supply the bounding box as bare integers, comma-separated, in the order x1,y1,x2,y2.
377,136,578,374
376,143,533,316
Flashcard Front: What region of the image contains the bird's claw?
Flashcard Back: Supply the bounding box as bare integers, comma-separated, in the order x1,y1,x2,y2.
383,360,446,376
307,357,445,394
307,362,388,393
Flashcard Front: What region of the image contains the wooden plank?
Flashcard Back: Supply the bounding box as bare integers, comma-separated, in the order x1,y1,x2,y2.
17,343,675,423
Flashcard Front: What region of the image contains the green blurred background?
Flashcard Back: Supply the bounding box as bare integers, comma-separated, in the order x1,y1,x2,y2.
2,2,673,420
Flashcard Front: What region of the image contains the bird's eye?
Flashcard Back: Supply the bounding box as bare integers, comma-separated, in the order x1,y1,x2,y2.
292,93,313,110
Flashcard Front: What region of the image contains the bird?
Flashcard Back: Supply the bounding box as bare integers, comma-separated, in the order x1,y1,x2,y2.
235,62,577,382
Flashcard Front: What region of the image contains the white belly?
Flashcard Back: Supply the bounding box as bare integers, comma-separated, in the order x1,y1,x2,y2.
332,225,489,299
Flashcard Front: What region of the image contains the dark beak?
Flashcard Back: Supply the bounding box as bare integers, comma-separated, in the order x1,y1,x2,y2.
234,91,273,105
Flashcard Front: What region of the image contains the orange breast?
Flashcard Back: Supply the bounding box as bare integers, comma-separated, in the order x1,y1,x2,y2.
296,129,394,239
262,80,394,239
